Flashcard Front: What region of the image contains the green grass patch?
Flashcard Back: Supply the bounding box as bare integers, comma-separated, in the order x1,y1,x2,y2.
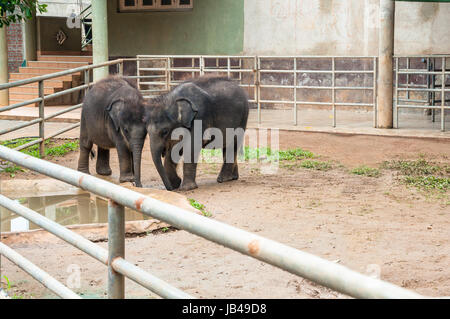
0,138,79,177
300,160,332,171
278,148,315,161
351,166,381,178
188,198,212,217
381,159,441,176
383,159,450,192
404,176,450,192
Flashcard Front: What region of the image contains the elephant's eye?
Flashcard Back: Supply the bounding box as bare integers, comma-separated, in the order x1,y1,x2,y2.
161,129,169,137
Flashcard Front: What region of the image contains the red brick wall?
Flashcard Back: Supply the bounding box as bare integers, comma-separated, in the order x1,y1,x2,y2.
6,22,24,74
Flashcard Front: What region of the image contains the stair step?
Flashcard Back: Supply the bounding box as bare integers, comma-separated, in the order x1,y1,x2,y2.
9,86,56,94
28,61,89,69
10,73,79,82
8,79,69,88
37,55,93,63
8,99,38,106
19,67,70,74
9,92,41,100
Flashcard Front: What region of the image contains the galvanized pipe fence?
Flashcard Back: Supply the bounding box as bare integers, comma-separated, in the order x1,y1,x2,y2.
394,54,450,131
0,145,424,299
0,55,446,298
135,55,378,128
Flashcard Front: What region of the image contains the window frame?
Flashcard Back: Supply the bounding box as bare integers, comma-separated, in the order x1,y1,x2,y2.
118,0,193,12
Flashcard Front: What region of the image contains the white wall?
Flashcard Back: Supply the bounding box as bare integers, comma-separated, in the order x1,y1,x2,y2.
37,0,91,17
243,0,450,56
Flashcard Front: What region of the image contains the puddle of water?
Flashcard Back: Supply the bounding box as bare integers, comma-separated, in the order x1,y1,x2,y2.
0,193,151,232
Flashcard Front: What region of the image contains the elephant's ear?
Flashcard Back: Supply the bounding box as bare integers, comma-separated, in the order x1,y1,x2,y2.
167,98,198,128
106,99,124,131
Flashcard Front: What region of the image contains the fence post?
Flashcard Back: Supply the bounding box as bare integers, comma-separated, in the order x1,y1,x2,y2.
108,200,125,299
84,69,90,97
332,57,336,128
373,57,378,128
441,57,446,132
118,61,124,77
257,56,261,124
395,57,399,129
293,57,297,126
38,80,45,158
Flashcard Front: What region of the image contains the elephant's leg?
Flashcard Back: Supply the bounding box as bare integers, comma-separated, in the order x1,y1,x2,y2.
164,150,181,189
77,136,93,174
96,147,112,176
217,146,237,183
180,162,198,191
232,136,243,181
116,145,134,183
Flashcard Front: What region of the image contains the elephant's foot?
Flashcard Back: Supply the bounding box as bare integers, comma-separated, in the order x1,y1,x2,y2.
119,174,134,184
232,165,239,180
96,166,112,176
217,174,235,183
179,180,198,191
169,176,182,189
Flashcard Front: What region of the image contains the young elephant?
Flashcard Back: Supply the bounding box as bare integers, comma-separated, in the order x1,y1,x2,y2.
77,76,147,187
145,76,249,191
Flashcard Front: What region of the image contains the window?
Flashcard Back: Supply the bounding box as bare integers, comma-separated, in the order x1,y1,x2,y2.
119,0,193,12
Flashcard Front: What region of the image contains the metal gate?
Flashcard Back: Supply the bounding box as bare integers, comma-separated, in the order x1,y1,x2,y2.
135,55,378,128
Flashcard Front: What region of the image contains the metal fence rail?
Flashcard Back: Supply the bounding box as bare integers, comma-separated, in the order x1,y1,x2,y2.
135,55,378,128
394,55,450,131
0,145,423,299
0,59,124,155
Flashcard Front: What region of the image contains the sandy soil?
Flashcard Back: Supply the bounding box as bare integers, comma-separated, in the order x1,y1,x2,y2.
1,131,450,299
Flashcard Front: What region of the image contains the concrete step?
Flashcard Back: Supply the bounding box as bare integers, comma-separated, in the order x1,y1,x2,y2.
27,61,89,69
8,79,71,89
19,67,69,74
37,55,93,63
9,92,40,100
8,99,39,107
9,86,56,95
9,73,80,82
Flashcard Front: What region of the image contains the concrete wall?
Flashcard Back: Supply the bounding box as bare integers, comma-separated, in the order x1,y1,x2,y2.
243,0,450,56
107,0,244,56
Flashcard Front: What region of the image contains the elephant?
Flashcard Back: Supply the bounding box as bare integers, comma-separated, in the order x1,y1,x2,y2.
145,76,249,191
77,76,147,187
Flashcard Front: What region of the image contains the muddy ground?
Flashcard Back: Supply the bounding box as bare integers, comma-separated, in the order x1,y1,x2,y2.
1,131,450,299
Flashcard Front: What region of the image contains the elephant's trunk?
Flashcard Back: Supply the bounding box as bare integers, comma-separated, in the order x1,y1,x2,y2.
150,138,173,191
131,141,144,187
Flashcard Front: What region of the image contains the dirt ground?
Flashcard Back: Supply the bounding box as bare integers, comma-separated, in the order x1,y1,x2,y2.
1,130,450,299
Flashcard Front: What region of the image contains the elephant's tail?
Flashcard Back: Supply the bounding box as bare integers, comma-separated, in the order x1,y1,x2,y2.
89,150,96,160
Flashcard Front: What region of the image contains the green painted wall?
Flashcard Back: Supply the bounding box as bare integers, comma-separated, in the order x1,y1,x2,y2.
107,0,244,56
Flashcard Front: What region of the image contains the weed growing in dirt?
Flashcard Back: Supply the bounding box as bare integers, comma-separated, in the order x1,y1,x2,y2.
300,160,332,171
1,275,23,299
351,166,381,178
383,159,450,192
404,176,450,192
381,159,442,176
188,198,212,217
0,138,79,177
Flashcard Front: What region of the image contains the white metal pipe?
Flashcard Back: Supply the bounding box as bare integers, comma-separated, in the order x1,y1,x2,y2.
0,193,192,299
0,242,81,299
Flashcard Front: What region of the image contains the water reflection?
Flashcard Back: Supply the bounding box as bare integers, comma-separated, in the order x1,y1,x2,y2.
0,193,150,232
